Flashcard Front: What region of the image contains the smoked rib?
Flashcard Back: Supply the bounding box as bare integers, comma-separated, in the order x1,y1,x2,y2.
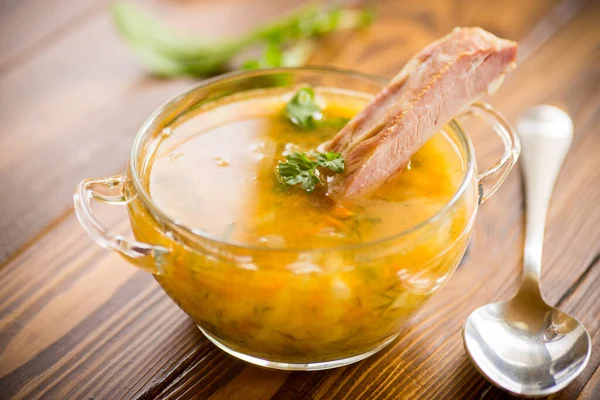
327,27,518,197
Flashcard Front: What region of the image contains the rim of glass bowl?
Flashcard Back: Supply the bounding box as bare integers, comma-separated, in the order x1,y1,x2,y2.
129,67,476,254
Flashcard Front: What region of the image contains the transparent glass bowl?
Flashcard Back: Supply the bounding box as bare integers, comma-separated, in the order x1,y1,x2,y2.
74,68,520,370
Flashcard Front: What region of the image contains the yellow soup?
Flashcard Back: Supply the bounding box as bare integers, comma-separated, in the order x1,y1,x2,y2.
126,87,476,364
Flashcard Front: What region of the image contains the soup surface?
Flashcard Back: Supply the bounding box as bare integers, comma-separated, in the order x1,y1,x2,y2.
148,88,465,248
128,86,475,364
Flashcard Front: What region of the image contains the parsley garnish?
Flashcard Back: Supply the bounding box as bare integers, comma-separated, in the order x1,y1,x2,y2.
315,151,344,173
285,87,323,130
277,151,344,191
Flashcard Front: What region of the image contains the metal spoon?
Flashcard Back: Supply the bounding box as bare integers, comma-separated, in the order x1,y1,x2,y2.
462,105,591,397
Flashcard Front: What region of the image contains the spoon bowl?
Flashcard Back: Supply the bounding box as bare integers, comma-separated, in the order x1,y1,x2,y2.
464,291,591,396
463,105,592,397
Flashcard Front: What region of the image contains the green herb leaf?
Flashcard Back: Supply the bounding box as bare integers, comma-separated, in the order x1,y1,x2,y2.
285,87,323,130
316,152,344,173
242,40,315,71
277,151,344,192
243,42,283,70
280,40,315,67
242,41,307,86
286,152,319,170
292,170,322,192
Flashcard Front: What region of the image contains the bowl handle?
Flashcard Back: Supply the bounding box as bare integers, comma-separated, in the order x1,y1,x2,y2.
73,174,166,273
458,102,521,204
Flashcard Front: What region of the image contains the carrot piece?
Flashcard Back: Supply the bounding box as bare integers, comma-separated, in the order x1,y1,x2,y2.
323,216,346,229
331,205,355,219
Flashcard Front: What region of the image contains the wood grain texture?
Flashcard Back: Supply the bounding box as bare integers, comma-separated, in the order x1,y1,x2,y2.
0,0,599,399
578,347,600,399
0,0,307,263
0,0,106,72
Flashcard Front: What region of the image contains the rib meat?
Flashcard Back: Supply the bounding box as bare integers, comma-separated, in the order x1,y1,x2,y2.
327,27,518,197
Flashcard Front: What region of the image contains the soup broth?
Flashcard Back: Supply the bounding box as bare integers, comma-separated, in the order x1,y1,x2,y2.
126,87,476,363
148,89,465,248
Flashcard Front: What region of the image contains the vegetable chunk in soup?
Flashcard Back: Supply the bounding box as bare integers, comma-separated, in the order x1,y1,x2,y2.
148,88,466,249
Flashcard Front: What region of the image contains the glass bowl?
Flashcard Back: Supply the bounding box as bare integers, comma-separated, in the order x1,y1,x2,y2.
74,68,520,370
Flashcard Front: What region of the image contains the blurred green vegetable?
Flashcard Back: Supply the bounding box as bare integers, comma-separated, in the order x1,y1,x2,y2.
242,41,315,70
112,2,374,77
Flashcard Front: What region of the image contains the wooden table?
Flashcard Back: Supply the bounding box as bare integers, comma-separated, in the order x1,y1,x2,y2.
1,0,598,398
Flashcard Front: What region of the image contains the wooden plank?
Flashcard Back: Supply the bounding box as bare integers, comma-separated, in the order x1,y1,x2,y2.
153,1,600,398
309,0,565,75
0,13,192,263
208,368,290,400
1,0,599,399
264,2,600,398
0,0,292,72
0,212,216,400
577,352,600,400
0,0,105,71
555,306,600,399
0,0,306,263
0,0,560,264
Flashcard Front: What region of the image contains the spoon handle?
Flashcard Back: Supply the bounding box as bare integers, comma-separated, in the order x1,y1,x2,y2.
517,105,573,290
